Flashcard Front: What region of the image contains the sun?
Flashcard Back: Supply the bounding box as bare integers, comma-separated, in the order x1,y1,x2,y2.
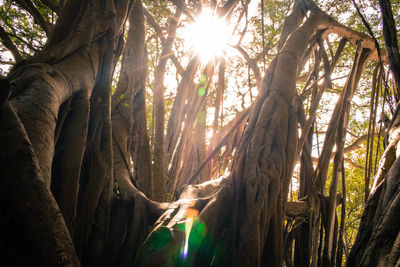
182,8,231,63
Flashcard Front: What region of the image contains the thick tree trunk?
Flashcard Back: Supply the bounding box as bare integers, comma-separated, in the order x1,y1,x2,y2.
1,0,134,266
112,0,152,198
347,107,400,266
379,0,400,100
0,102,80,266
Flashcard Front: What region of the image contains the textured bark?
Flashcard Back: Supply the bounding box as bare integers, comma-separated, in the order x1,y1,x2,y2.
347,106,400,266
129,1,153,198
294,104,317,267
52,91,89,231
1,0,134,266
0,102,80,266
378,0,400,100
74,34,118,265
152,8,182,201
112,0,152,198
106,4,160,263
166,66,214,195
164,57,200,174
322,46,371,267
347,132,400,266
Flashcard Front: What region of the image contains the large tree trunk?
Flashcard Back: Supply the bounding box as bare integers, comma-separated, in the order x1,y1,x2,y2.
1,0,134,265
347,109,400,266
0,101,80,266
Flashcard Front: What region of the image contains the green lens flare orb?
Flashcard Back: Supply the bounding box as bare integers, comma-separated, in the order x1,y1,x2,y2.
198,86,206,96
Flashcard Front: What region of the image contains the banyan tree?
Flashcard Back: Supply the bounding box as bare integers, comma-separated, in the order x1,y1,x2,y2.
0,0,400,266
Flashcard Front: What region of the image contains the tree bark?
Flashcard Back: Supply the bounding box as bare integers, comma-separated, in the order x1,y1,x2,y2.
0,102,80,266
152,7,182,201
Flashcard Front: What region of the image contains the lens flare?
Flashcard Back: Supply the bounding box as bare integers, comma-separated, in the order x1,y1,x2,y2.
182,206,199,259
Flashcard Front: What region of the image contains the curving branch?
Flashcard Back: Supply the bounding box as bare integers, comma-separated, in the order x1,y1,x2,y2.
13,0,53,35
1,18,40,52
0,25,22,62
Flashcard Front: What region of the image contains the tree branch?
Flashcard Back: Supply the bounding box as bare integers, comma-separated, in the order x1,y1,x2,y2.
232,45,262,89
13,0,52,35
302,134,376,169
144,8,184,75
169,0,194,22
6,30,39,52
184,108,250,186
344,134,376,154
217,0,240,17
39,0,59,13
0,25,22,62
0,59,15,65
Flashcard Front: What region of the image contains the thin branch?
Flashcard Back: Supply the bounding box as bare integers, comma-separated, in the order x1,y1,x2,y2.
232,45,262,89
144,8,184,75
0,59,15,65
232,0,248,46
344,134,377,154
39,0,59,13
351,0,395,112
254,39,274,62
13,0,52,35
5,30,39,52
318,35,332,88
183,108,250,186
309,157,363,169
169,0,195,22
0,25,22,62
217,0,240,16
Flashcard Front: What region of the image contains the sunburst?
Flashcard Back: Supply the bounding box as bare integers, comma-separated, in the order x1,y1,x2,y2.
182,8,232,63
